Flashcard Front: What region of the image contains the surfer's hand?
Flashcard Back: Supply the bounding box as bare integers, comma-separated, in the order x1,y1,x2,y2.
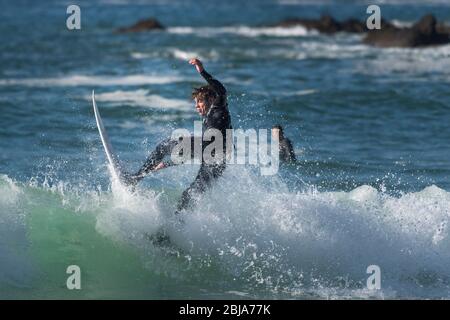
189,58,204,73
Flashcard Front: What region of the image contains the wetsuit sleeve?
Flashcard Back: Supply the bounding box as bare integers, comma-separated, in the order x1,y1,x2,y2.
286,139,297,162
200,69,227,107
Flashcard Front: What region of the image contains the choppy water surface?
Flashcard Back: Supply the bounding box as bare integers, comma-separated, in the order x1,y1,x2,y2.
1,0,450,299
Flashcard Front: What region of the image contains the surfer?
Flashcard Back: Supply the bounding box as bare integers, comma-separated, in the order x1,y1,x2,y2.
272,125,296,163
127,58,232,214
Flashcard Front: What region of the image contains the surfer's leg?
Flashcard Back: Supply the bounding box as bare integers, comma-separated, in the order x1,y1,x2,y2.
129,135,197,184
176,172,209,213
124,138,177,185
175,163,226,214
130,138,179,184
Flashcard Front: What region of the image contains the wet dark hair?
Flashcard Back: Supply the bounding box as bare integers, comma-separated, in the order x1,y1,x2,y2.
272,124,284,135
192,85,217,102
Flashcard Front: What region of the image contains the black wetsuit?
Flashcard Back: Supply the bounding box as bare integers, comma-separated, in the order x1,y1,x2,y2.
279,136,296,163
132,69,232,214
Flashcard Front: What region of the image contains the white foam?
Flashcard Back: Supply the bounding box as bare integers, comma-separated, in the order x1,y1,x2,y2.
88,89,191,110
130,52,153,59
0,74,186,87
293,89,318,96
95,171,163,244
298,41,369,59
0,174,21,205
167,25,312,37
391,19,414,28
170,48,202,61
158,166,450,298
229,40,369,60
5,169,450,298
356,44,450,78
0,175,33,289
131,48,220,61
130,39,370,63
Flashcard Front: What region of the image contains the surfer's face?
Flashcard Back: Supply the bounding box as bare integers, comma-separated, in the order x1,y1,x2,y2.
194,98,209,116
271,128,280,140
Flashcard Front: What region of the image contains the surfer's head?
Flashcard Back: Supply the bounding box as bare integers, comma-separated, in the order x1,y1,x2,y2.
192,85,217,116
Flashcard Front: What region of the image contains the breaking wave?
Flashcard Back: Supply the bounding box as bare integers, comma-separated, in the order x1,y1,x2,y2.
1,168,450,299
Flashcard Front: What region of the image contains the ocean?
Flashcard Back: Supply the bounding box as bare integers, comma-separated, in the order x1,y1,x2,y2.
1,0,450,299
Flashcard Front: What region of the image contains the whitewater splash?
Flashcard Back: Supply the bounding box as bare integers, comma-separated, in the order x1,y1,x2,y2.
1,169,450,299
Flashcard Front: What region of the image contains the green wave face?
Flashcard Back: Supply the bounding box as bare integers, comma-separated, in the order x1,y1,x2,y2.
1,180,153,299
0,176,254,299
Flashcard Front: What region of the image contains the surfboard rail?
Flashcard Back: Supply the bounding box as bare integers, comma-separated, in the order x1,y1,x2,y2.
92,90,124,183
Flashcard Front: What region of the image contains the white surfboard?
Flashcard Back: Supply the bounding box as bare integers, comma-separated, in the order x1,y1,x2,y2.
92,90,126,184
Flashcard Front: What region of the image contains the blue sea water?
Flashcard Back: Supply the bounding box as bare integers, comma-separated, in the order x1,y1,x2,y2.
1,0,450,299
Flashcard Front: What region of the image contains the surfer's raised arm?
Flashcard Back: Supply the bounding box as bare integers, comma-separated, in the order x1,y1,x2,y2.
189,58,227,108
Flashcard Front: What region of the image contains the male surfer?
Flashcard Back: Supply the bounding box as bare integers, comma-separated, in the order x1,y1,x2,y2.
127,59,232,214
272,125,296,163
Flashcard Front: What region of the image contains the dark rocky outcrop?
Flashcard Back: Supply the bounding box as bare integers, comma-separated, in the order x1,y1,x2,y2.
273,14,450,48
116,18,165,33
273,15,342,34
363,14,450,47
339,18,367,33
272,14,392,34
437,22,450,35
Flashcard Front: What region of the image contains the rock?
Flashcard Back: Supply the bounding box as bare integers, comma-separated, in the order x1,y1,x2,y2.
436,22,450,35
363,14,450,48
272,15,392,34
316,15,341,34
414,14,436,35
116,18,165,33
272,15,359,34
272,15,342,34
271,13,450,48
273,18,306,28
339,18,366,33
